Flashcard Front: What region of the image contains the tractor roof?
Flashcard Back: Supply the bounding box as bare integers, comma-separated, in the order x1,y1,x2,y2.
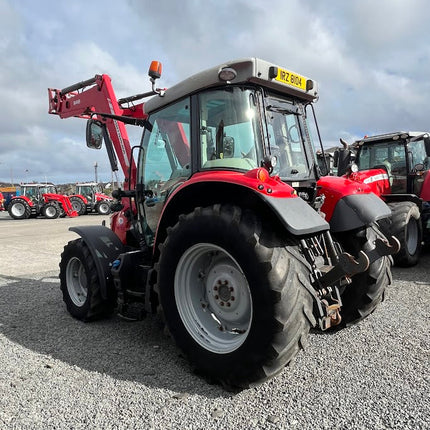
21,183,55,187
144,57,319,114
354,131,429,146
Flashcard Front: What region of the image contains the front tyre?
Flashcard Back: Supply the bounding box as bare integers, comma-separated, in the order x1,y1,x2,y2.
389,202,422,267
95,201,111,215
59,239,115,321
42,202,60,219
156,205,315,389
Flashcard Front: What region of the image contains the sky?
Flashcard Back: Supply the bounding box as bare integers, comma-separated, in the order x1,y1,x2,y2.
1,0,429,184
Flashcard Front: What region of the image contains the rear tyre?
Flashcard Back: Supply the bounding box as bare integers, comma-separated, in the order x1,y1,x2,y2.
156,205,315,389
42,202,60,219
95,201,111,215
8,199,31,219
335,226,391,326
59,238,115,321
70,196,86,215
389,202,422,267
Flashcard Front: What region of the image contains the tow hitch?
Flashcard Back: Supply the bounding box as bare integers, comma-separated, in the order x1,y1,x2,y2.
301,233,400,330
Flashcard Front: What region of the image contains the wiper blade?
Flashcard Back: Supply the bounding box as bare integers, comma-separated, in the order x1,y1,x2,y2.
266,104,299,115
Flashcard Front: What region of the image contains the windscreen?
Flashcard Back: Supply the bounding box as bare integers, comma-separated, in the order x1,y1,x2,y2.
199,87,263,171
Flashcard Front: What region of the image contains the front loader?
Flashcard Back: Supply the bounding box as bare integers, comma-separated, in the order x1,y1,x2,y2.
48,58,398,389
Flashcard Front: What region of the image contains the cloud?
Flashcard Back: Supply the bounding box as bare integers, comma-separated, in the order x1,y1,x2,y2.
1,0,430,183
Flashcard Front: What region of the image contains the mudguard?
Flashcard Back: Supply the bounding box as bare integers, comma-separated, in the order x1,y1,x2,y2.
69,225,125,299
328,193,391,233
260,194,329,235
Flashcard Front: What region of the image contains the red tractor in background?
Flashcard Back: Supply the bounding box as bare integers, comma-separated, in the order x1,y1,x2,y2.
48,58,398,389
0,192,5,211
8,183,78,219
69,182,113,215
332,132,430,266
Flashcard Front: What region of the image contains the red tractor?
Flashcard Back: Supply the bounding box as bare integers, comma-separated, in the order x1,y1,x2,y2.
8,183,78,219
69,182,113,215
48,58,398,389
0,192,5,211
333,132,430,266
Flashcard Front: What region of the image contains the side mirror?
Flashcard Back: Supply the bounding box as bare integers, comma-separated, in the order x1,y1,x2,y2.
333,150,339,167
424,136,430,156
86,120,104,149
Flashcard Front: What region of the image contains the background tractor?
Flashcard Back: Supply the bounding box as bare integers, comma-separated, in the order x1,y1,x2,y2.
48,58,397,389
8,183,78,219
332,132,430,266
69,182,113,215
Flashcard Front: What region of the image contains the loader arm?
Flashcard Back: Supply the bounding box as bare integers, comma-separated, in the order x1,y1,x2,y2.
48,74,142,189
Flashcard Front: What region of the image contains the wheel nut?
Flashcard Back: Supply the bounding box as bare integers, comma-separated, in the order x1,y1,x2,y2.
213,286,218,291
214,295,219,300
226,302,231,307
220,302,224,306
231,296,235,301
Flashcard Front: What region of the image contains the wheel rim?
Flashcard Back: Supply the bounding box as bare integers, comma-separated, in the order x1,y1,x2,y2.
45,206,57,218
406,218,418,255
66,257,88,306
174,243,252,354
99,203,109,214
11,202,25,217
72,201,81,212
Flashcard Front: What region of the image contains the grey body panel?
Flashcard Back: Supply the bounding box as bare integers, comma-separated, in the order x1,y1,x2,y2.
329,193,391,233
144,58,319,114
262,195,329,235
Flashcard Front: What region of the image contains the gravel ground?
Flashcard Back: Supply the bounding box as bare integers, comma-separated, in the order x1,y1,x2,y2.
0,212,429,429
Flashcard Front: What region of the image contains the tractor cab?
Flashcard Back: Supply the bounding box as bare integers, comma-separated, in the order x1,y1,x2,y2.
134,59,323,245
353,132,430,195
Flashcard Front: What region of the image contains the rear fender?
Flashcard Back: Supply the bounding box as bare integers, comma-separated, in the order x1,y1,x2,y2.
154,170,329,253
70,194,89,205
328,193,391,233
12,196,34,207
69,225,125,299
317,175,391,232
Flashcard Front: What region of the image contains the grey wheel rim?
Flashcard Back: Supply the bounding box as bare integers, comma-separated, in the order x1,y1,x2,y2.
45,206,57,218
66,257,88,306
72,201,82,212
11,202,25,217
174,243,252,354
98,203,110,214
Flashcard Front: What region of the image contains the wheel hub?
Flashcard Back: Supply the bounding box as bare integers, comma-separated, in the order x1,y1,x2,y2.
174,243,253,354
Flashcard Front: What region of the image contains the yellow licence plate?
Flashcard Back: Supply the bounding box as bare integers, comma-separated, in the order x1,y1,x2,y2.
275,68,307,90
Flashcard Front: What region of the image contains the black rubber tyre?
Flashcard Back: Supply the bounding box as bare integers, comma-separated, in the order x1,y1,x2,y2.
95,201,111,215
389,202,422,267
70,196,86,215
156,204,315,389
335,226,392,326
8,199,31,219
59,238,115,321
42,202,60,219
